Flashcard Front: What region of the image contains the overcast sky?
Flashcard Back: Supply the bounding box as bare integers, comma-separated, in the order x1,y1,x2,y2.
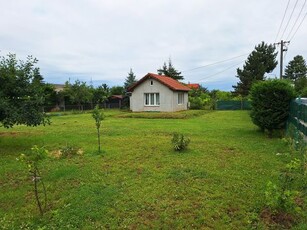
1,0,306,90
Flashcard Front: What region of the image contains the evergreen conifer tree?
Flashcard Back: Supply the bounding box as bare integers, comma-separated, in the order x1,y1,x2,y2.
157,58,184,80
284,55,307,94
232,42,277,97
124,68,137,89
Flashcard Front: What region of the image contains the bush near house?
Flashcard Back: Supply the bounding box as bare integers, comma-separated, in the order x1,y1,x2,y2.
188,89,211,109
250,79,295,137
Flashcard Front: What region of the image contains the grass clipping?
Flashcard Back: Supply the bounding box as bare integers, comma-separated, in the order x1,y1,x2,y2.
50,145,83,159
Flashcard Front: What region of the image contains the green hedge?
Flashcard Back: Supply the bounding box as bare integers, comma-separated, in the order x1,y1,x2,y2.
250,79,295,136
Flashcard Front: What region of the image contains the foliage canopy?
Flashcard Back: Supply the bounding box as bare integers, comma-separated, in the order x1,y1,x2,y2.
0,53,50,128
250,79,295,136
157,58,184,80
92,84,110,105
124,68,137,90
284,55,307,94
110,86,125,96
188,89,211,109
233,42,278,97
63,80,92,111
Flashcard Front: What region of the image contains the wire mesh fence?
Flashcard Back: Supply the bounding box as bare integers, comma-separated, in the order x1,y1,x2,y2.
43,102,124,112
287,99,307,142
216,100,251,110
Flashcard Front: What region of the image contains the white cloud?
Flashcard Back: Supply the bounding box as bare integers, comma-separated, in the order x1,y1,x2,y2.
1,0,306,90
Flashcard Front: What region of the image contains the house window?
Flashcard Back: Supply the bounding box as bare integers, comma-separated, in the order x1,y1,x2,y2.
150,80,153,86
144,93,160,106
178,92,184,105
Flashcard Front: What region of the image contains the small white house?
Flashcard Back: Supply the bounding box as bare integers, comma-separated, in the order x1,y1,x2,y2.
128,73,191,112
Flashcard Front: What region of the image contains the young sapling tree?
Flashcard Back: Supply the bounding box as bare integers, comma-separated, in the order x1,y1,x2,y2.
18,145,48,215
92,105,105,153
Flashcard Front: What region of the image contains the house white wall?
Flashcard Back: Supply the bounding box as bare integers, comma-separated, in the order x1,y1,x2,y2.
130,78,188,112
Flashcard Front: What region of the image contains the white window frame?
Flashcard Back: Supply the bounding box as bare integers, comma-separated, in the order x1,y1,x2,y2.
144,93,160,106
178,92,184,105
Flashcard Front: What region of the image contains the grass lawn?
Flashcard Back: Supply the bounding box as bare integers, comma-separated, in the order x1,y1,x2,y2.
0,110,305,229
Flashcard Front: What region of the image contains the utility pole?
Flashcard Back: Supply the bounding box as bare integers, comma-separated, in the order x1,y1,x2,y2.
275,40,290,79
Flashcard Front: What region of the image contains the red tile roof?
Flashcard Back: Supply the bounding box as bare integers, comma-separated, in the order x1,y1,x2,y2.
187,83,200,89
128,73,191,92
110,95,123,99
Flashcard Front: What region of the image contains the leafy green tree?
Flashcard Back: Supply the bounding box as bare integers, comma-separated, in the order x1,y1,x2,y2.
210,90,233,101
188,89,211,109
284,55,307,94
92,84,110,105
233,42,278,97
250,79,295,137
64,80,93,110
124,68,137,90
43,84,57,108
110,86,125,95
0,53,50,128
157,58,184,80
300,87,307,97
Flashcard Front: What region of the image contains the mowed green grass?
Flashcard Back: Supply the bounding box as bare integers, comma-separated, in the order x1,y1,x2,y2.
0,110,293,229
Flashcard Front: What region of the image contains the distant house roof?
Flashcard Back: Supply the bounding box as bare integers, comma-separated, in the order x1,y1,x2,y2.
52,84,65,92
187,83,201,89
110,95,123,99
128,73,191,92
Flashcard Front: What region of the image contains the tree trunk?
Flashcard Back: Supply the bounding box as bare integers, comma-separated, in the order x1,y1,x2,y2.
33,168,43,215
37,167,47,212
97,128,101,153
268,129,273,138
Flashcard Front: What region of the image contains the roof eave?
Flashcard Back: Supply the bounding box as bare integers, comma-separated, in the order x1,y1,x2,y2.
129,73,191,92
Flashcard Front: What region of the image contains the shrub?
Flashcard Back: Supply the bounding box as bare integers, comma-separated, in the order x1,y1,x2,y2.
171,133,190,151
262,133,306,227
264,158,303,215
299,87,307,97
250,79,295,137
189,89,211,109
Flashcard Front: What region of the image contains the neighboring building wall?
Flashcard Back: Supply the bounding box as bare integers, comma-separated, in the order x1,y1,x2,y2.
130,78,188,112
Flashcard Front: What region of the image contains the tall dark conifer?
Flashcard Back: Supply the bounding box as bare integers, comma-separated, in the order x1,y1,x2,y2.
284,55,307,93
124,68,137,90
232,42,278,97
157,58,184,80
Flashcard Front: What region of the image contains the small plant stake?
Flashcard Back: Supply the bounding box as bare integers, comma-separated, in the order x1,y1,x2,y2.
18,145,48,216
92,105,105,153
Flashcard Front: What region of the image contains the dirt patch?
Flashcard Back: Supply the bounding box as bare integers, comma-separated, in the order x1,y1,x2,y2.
222,147,237,154
260,208,296,229
0,132,22,137
0,131,32,137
